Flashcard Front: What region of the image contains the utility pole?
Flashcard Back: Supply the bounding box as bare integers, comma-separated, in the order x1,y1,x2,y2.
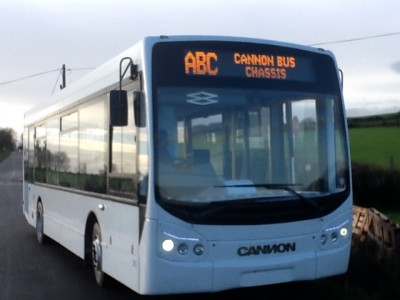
60,64,66,89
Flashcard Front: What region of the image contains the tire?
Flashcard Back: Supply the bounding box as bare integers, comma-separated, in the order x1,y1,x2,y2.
36,201,46,244
91,222,106,287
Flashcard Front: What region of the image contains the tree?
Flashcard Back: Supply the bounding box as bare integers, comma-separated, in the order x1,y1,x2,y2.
0,128,16,152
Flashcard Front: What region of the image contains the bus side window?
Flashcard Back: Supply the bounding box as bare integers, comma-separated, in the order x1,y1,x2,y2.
109,91,137,198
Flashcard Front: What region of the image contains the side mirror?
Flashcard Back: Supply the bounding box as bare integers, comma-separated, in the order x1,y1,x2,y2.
110,90,128,126
134,91,146,127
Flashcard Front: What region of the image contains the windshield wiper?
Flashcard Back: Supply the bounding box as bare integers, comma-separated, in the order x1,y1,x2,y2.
215,183,324,212
216,183,298,189
277,185,324,213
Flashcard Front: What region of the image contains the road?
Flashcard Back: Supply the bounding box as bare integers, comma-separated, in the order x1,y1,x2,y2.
0,151,351,300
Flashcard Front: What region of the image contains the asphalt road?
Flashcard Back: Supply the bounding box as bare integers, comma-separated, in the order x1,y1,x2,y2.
0,151,351,300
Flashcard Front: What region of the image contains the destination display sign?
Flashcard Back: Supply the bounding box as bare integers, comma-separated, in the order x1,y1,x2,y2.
183,49,316,82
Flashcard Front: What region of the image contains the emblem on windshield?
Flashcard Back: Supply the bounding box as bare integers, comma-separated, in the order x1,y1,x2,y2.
186,92,218,105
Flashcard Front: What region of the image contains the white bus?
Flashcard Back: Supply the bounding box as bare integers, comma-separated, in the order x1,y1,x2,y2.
23,35,352,295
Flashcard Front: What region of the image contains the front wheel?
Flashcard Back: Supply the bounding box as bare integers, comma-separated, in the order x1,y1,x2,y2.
36,201,46,244
91,222,106,287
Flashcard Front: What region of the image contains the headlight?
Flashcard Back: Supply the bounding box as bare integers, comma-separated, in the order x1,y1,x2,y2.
320,219,351,247
193,244,205,256
159,228,207,261
320,234,328,245
340,227,348,237
331,231,338,243
178,243,189,255
162,239,174,252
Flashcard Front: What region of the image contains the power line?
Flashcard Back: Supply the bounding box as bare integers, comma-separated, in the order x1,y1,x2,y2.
309,31,400,46
0,69,59,86
0,67,95,87
68,67,95,71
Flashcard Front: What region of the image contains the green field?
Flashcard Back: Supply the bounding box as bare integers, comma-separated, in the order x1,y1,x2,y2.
348,114,400,252
349,126,400,170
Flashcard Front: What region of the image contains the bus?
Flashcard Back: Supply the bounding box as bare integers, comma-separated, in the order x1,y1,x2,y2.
23,35,352,295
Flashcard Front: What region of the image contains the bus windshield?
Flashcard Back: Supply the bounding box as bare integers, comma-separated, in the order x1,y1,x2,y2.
152,41,349,224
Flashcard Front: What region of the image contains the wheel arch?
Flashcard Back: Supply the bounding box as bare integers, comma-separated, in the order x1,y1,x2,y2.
35,196,46,244
36,196,43,209
84,212,98,264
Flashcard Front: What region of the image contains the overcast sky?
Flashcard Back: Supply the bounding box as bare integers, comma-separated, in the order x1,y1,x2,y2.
1,0,399,134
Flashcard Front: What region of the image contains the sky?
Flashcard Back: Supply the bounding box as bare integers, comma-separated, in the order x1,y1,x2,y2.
1,0,400,135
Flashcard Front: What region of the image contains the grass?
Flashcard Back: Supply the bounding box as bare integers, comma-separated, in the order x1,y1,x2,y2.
349,127,400,170
348,119,400,222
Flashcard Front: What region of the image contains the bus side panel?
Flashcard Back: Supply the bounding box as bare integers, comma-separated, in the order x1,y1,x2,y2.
100,202,140,292
31,186,140,293
35,186,89,258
